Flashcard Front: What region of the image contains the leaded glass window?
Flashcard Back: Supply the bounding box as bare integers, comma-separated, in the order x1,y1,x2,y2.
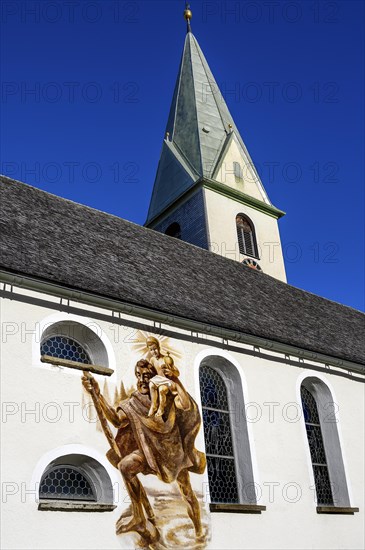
200,365,239,503
236,214,258,258
39,466,96,501
41,336,91,364
301,386,334,505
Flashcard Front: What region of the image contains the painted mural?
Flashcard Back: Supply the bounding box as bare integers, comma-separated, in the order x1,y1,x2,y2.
81,333,209,549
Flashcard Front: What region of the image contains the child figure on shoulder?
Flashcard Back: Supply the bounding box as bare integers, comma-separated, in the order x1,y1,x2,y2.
146,336,180,417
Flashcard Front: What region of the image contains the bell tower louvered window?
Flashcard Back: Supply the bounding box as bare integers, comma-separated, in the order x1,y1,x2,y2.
236,214,258,258
301,386,333,505
199,365,239,503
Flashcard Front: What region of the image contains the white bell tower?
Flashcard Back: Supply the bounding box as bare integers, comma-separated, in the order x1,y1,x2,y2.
146,9,287,282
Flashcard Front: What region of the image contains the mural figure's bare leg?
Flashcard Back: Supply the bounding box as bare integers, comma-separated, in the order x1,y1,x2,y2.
116,454,159,543
155,385,169,417
177,469,203,540
139,482,156,524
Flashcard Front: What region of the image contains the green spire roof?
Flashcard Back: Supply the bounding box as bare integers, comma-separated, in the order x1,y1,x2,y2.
147,31,267,223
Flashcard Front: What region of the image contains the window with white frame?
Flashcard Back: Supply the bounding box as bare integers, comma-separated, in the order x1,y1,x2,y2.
40,320,108,368
301,385,333,505
38,454,115,511
200,365,239,503
199,356,256,506
41,336,91,364
300,377,351,509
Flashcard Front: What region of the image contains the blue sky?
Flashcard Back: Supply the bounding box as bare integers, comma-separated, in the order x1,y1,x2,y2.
1,0,364,311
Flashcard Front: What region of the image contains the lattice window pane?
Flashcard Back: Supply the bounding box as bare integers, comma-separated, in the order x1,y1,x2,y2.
202,409,235,456
301,387,320,424
200,366,229,410
41,336,91,364
200,365,239,504
313,465,334,506
305,425,328,465
39,467,96,501
206,457,239,504
301,386,333,505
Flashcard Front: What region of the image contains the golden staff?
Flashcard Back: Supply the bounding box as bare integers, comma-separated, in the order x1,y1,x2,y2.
41,355,121,459
40,354,156,523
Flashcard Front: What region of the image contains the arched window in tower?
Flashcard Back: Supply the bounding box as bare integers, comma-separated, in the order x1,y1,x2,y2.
200,365,239,503
236,214,258,258
300,378,352,510
165,222,181,239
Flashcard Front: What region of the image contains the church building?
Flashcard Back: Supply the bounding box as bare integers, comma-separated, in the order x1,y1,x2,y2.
1,5,363,550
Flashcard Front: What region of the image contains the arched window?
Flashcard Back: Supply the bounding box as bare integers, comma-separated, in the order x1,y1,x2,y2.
301,386,333,505
236,214,258,258
199,357,258,508
165,222,181,239
38,454,115,511
300,378,351,510
40,465,96,501
41,336,91,364
40,321,109,368
200,365,238,503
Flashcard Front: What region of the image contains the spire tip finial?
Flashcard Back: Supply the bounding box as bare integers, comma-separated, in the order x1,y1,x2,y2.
184,2,192,33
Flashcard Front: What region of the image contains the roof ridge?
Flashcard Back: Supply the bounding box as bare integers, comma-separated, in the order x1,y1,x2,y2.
1,174,364,365
0,174,147,231
191,33,229,136
187,33,203,175
169,38,186,141
1,174,363,318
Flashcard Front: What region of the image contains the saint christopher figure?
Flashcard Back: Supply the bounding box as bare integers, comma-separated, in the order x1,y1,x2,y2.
82,355,206,545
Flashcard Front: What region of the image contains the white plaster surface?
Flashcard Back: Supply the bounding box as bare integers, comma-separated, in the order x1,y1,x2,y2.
214,133,270,204
1,296,363,549
204,187,287,281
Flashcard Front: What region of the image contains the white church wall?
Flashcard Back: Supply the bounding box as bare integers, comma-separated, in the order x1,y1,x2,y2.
192,346,364,549
1,291,363,549
203,187,287,281
1,300,126,549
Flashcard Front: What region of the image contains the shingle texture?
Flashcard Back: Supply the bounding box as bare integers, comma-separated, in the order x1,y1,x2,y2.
154,190,208,250
1,176,364,366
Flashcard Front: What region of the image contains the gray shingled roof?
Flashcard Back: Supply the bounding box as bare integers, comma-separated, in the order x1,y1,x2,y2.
1,175,364,366
147,32,269,223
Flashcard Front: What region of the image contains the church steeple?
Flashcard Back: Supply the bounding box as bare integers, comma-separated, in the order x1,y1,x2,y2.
146,10,287,282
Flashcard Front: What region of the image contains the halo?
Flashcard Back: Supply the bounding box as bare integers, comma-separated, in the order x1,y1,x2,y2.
131,330,182,362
